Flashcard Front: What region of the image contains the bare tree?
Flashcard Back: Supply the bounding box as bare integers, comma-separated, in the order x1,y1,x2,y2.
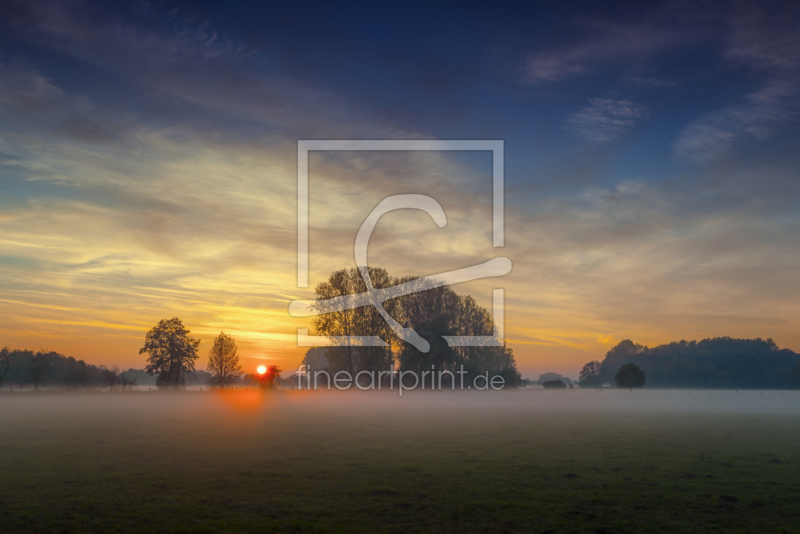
117,372,137,391
206,332,243,388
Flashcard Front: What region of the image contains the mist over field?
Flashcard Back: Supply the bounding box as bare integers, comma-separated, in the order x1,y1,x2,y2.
2,390,800,532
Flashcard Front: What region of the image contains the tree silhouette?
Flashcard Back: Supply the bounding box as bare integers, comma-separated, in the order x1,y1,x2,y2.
101,366,120,390
262,365,281,389
542,379,567,389
312,267,397,376
578,360,603,388
140,318,200,390
615,363,646,389
26,351,52,391
311,267,522,388
207,332,243,388
0,345,14,390
397,313,456,385
586,337,800,389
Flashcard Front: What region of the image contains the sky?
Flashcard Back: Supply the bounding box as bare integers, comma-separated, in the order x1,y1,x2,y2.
1,0,799,379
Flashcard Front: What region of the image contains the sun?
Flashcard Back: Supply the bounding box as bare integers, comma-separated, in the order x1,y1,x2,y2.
257,365,267,375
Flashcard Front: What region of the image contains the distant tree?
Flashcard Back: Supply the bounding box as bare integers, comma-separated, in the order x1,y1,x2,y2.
26,352,52,391
542,379,567,389
537,372,572,386
597,337,800,389
206,332,243,388
117,372,137,391
262,365,282,389
0,345,15,390
788,362,800,389
615,363,646,389
578,360,603,388
140,318,200,390
101,366,120,390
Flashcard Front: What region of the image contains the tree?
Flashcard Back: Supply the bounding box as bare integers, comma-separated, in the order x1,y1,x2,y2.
397,313,456,383
26,351,52,391
312,267,397,376
206,332,243,388
542,379,566,389
140,318,200,390
578,360,603,388
615,363,646,389
0,345,15,390
117,372,137,391
261,365,281,389
311,266,522,388
101,366,120,390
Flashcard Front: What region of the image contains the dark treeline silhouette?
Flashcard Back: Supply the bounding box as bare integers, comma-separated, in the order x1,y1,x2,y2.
0,347,137,390
580,337,800,389
305,266,522,388
0,345,217,391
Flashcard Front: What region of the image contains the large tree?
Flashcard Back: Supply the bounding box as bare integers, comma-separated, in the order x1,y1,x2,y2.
206,332,243,388
312,267,397,376
140,318,200,390
0,345,14,390
311,267,522,388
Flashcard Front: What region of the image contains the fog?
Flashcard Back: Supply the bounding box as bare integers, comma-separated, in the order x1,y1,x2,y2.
2,388,800,425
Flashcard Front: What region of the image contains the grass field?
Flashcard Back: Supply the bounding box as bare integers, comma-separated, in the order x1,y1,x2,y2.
1,389,799,533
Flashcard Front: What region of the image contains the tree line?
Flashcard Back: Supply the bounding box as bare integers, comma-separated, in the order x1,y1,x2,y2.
0,320,277,391
579,337,800,389
0,346,137,391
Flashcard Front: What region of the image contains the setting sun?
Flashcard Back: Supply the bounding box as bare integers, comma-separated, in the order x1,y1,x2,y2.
257,365,267,375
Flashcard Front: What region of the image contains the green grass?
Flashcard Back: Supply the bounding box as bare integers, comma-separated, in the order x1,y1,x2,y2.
1,390,799,533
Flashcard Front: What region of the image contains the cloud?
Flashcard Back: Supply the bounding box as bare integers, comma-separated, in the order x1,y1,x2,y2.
524,16,710,84
674,79,798,161
674,4,800,162
566,98,649,142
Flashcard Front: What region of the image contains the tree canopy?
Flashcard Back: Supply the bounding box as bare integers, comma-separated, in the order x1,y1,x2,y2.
206,332,243,388
139,317,200,389
578,361,602,388
310,267,521,387
614,363,646,389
